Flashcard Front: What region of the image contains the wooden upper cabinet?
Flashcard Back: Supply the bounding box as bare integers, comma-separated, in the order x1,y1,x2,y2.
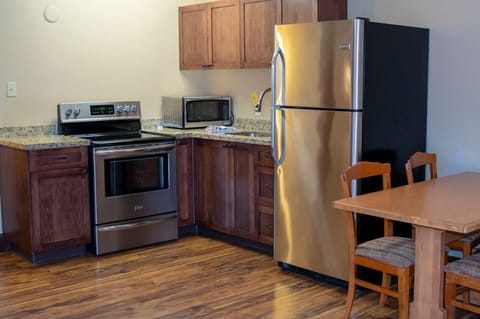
179,0,240,70
210,0,241,68
276,0,346,24
179,4,209,69
240,0,276,68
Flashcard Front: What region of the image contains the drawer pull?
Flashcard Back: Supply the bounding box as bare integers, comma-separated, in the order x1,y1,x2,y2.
264,184,272,189
51,156,68,161
264,224,273,229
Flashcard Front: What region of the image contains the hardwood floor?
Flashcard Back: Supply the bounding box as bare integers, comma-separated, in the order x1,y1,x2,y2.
0,236,477,318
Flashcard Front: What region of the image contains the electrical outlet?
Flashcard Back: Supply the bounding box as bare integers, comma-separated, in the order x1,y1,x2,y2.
7,81,16,97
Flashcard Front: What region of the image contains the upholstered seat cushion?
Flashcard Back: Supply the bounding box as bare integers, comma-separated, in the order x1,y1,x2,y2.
444,253,480,280
356,236,415,268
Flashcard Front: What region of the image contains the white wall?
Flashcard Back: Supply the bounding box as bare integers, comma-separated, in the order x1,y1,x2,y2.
0,0,271,128
348,0,480,175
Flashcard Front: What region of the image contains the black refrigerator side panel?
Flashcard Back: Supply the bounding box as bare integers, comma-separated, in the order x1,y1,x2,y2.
357,22,429,248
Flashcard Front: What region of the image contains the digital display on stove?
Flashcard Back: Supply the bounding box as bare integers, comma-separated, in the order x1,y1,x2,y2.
90,104,115,115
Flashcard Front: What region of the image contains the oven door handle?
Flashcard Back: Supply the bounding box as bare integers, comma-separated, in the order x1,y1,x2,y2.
98,214,177,232
95,143,175,157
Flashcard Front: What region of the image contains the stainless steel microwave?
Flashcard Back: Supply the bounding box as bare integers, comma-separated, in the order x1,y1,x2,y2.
162,96,233,129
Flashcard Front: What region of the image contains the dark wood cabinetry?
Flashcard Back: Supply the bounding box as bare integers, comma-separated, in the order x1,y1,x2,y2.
180,0,346,70
179,0,240,70
240,0,276,68
176,138,195,227
276,0,346,24
194,139,255,240
0,146,90,263
254,145,274,245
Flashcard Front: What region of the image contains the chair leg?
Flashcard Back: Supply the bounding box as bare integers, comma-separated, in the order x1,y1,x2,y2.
344,264,356,319
397,268,411,319
444,274,457,319
461,245,471,303
380,272,391,305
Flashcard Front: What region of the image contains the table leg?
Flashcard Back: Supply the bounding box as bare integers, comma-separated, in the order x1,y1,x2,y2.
410,225,446,319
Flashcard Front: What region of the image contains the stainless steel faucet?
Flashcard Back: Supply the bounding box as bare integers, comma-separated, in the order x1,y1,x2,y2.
254,87,271,112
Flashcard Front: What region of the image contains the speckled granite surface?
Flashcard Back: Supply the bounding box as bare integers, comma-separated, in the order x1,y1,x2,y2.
0,124,89,150
142,118,271,146
0,124,57,137
0,135,90,151
0,118,271,150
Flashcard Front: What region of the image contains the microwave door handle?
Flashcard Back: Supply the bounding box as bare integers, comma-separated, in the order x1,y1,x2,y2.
95,144,175,158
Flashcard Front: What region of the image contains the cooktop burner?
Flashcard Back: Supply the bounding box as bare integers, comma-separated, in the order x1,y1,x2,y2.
57,100,175,147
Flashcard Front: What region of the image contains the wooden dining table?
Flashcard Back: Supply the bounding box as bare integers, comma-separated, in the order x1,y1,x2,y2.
333,172,480,319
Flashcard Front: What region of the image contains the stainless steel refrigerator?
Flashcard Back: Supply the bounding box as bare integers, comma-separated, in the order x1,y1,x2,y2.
271,18,429,281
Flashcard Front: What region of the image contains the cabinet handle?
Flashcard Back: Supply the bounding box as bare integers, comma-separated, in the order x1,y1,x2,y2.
176,140,185,145
264,184,272,189
51,156,68,161
222,143,233,148
264,224,273,229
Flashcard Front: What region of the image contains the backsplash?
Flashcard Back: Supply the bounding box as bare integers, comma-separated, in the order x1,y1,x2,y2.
0,125,57,137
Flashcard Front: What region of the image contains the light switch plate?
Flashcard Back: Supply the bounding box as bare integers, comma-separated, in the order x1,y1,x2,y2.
7,81,16,97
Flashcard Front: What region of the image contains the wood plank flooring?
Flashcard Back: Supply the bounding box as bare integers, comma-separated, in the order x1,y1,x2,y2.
0,236,477,318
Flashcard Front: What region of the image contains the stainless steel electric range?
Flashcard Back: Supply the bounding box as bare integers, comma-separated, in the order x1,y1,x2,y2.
58,100,177,255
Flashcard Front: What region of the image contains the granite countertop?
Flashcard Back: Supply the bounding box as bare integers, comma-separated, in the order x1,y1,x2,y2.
0,118,271,150
0,135,90,151
142,126,271,146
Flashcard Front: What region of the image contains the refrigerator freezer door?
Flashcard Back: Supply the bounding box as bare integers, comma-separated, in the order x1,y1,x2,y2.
274,107,354,280
273,20,354,109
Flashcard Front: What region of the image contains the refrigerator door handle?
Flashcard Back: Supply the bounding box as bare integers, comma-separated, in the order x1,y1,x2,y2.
271,46,286,105
271,107,286,165
271,46,286,164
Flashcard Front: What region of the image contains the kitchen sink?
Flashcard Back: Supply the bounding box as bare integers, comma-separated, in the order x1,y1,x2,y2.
226,131,270,138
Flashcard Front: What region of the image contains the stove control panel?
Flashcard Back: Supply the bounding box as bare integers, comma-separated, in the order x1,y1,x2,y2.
58,101,141,123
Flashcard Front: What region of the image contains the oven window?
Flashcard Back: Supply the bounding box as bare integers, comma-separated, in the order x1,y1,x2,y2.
104,155,169,196
186,100,230,122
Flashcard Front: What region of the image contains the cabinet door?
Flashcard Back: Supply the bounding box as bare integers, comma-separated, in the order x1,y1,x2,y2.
230,142,255,239
176,138,195,227
209,0,241,68
276,0,346,24
194,139,231,232
179,4,209,69
240,0,276,68
30,166,90,253
276,0,318,24
254,145,274,245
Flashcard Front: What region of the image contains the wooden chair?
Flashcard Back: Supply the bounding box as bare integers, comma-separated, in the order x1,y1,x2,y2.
444,253,480,318
405,151,480,257
341,161,415,319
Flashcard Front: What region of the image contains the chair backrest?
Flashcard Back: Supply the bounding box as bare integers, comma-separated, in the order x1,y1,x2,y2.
340,161,392,246
405,152,437,184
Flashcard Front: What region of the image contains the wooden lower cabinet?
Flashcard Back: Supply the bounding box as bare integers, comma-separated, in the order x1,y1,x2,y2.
0,146,90,263
194,139,255,240
254,145,274,245
176,138,195,227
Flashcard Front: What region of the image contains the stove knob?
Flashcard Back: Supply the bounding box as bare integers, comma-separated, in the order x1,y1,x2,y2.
73,107,81,116
131,105,137,113
123,105,131,113
116,106,124,113
65,108,73,117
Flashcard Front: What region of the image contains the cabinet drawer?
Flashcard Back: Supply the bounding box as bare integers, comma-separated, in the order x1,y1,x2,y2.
258,172,274,199
257,205,273,245
29,147,88,172
254,146,274,167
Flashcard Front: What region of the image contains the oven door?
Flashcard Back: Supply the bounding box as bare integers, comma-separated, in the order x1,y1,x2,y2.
92,142,176,225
